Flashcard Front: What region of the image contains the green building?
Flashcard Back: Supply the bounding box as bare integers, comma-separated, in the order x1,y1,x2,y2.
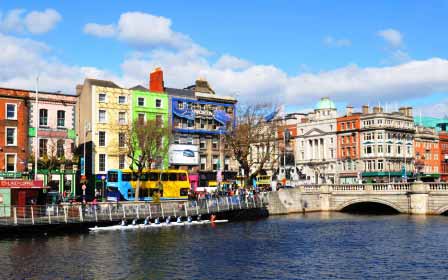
130,85,169,168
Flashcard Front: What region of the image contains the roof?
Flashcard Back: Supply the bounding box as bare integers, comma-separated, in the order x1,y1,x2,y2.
129,85,149,91
165,87,195,98
316,97,336,110
414,116,448,131
86,78,121,89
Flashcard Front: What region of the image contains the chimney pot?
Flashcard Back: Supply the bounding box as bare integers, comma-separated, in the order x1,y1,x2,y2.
149,67,164,93
362,105,369,114
346,106,353,116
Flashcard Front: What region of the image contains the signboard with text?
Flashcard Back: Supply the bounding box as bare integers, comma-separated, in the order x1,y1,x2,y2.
169,144,199,165
0,180,44,188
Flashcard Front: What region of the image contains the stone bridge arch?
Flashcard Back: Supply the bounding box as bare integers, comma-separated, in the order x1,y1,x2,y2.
434,205,448,215
335,197,406,213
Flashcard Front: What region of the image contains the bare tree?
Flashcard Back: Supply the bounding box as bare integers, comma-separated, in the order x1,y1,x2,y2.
126,118,171,201
224,104,281,187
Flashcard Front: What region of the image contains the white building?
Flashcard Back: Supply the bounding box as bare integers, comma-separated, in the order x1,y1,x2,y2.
295,98,338,184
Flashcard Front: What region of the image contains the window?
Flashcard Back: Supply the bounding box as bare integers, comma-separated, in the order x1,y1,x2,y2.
224,156,230,171
99,154,106,172
138,113,145,124
98,110,106,123
155,99,162,108
200,138,206,149
6,104,17,120
98,131,106,146
39,139,48,157
212,156,219,170
5,127,16,146
200,119,205,129
118,96,126,104
98,93,106,102
212,138,218,149
138,97,145,106
341,123,345,130
378,160,384,170
57,110,65,127
39,109,48,126
377,132,383,140
397,145,401,155
5,154,16,172
119,132,126,148
378,145,383,153
178,101,184,109
200,156,206,170
387,145,392,154
119,154,126,169
57,139,64,158
119,112,126,124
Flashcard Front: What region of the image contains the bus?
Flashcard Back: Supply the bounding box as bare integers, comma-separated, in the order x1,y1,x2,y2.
106,169,190,201
255,175,272,191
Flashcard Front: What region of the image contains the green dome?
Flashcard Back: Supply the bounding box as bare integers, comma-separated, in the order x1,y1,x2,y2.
316,97,336,110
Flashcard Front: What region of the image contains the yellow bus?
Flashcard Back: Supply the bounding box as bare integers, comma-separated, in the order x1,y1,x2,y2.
106,169,190,201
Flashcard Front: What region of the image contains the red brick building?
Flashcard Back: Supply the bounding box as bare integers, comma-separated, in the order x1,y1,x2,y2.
0,88,29,176
439,132,448,182
336,106,361,183
414,126,440,181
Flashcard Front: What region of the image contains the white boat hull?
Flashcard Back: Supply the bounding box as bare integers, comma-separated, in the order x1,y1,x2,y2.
89,219,228,232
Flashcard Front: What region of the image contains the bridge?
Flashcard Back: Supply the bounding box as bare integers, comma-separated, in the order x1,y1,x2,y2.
267,182,448,215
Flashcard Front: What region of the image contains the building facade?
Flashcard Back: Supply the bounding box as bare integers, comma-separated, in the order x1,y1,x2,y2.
414,126,440,181
359,106,415,183
336,107,362,184
76,79,132,193
295,98,338,184
439,132,448,182
0,88,29,176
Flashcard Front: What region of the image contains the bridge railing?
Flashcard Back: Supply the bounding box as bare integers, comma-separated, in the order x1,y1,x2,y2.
332,184,365,191
0,195,267,227
429,183,448,192
302,185,321,192
371,183,411,191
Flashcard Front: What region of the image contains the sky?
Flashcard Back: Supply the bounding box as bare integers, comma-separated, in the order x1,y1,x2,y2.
0,0,448,117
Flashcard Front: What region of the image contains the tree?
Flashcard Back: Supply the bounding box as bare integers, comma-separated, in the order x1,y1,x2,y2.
126,118,171,201
224,104,281,187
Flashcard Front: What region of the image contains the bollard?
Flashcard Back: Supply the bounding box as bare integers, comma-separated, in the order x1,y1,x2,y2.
31,207,35,225
108,204,112,221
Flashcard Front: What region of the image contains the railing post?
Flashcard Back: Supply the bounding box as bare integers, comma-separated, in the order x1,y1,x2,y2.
226,197,230,211
173,207,177,217
196,202,199,216
79,206,83,222
161,203,165,218
246,197,249,209
136,206,140,219
217,198,220,212
48,208,52,224
31,206,35,225
64,207,68,223
108,204,112,221
122,205,126,218
206,199,210,214
95,206,98,222
238,197,242,209
184,202,188,217
253,197,256,208
149,204,152,219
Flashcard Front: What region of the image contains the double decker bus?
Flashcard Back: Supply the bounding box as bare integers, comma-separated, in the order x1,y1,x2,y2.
106,169,190,201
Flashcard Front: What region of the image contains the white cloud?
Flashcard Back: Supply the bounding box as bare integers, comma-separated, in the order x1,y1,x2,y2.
323,36,351,47
213,54,252,70
378,28,403,48
24,9,61,34
0,8,61,34
417,99,448,118
83,23,116,38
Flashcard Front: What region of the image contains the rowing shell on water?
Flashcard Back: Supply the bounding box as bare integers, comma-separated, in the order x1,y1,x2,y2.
89,220,228,232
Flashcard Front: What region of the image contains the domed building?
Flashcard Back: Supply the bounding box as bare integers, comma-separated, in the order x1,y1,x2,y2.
294,97,338,184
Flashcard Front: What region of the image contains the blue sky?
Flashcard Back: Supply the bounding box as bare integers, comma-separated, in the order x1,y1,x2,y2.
1,1,448,116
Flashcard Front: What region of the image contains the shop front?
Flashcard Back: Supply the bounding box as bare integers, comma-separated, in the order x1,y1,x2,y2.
0,180,46,217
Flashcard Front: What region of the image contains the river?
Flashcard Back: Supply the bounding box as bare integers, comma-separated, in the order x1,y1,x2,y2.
1,213,448,279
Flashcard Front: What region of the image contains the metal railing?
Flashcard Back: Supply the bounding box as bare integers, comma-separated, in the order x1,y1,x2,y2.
0,195,268,227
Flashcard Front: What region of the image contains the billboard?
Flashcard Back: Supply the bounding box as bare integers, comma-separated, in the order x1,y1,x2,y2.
169,144,199,165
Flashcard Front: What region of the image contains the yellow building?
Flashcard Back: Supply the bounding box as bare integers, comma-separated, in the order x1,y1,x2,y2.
76,79,131,193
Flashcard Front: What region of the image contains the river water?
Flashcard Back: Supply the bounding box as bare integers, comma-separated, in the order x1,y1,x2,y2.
1,213,448,280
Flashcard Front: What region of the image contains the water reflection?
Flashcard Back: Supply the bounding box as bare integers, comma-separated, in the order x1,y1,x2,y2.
1,213,448,279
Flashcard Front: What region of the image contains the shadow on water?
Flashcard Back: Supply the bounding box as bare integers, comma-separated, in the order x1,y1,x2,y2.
340,202,400,215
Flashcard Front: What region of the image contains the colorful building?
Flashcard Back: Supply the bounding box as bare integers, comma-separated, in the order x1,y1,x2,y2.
0,88,29,177
439,132,448,182
28,90,78,193
129,68,169,168
76,79,132,195
336,106,362,184
414,126,440,181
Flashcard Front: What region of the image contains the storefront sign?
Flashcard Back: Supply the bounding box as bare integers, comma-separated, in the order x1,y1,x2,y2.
0,172,22,178
169,144,199,165
0,180,44,188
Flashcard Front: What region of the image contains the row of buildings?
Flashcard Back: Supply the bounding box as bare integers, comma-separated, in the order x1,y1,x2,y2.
0,68,238,197
271,98,448,184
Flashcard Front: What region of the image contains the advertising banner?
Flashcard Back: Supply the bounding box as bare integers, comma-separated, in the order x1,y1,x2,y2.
169,144,199,165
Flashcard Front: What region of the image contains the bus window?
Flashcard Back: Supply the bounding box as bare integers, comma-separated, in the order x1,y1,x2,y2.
169,173,177,181
108,171,118,182
122,173,132,181
161,173,169,181
178,173,187,181
149,172,159,181
140,173,148,181
180,188,189,196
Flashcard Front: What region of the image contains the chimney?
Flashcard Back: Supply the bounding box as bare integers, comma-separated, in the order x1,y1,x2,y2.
149,67,164,93
399,107,406,116
76,85,83,96
406,107,413,117
373,106,380,113
346,106,353,116
362,105,369,114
